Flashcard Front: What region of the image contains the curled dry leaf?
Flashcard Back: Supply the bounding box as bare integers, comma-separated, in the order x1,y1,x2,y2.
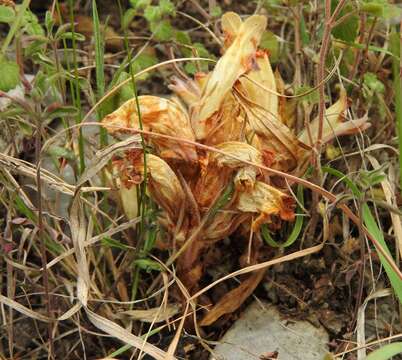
191,13,267,139
237,181,295,231
101,95,197,162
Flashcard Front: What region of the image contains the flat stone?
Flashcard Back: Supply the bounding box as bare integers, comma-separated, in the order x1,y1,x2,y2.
211,302,329,360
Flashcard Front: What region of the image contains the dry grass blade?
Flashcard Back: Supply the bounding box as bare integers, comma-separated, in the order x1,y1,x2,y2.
190,243,324,300
200,269,266,326
86,308,173,360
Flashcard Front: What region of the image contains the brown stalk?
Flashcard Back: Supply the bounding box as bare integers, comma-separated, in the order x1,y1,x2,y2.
35,113,54,358
316,0,347,152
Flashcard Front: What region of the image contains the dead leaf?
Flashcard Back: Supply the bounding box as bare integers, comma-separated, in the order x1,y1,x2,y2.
200,269,266,326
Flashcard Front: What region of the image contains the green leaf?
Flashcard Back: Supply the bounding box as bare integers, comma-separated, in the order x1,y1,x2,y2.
295,85,320,104
159,0,176,16
130,0,151,10
47,145,75,161
133,258,162,272
208,182,234,219
361,2,384,17
211,5,222,17
130,52,158,81
45,10,54,33
363,72,385,94
92,0,107,146
366,342,402,360
361,0,402,19
299,13,310,46
175,30,191,45
0,5,15,23
184,63,197,75
151,19,173,42
144,5,162,22
0,60,20,92
331,1,359,42
260,31,279,63
58,31,86,41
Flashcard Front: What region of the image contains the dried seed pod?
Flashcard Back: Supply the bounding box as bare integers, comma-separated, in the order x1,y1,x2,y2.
236,181,294,230
191,14,267,139
101,95,197,162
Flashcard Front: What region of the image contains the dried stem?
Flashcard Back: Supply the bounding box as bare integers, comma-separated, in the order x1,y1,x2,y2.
35,113,54,358
316,0,347,152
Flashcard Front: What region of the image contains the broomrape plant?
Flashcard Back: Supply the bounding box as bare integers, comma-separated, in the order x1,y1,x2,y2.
101,12,370,325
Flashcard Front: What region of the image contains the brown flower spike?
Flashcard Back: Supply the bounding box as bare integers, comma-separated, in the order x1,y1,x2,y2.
102,12,369,325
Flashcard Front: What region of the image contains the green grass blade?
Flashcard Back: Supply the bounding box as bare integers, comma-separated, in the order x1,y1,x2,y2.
92,0,108,146
390,30,402,190
366,342,402,360
261,184,304,248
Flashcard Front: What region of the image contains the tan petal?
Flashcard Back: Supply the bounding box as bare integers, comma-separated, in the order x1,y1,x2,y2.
191,14,267,139
204,93,246,145
221,12,242,49
168,76,201,107
237,52,303,171
194,142,263,208
236,181,294,230
212,141,263,190
131,153,185,224
101,95,197,162
298,89,369,145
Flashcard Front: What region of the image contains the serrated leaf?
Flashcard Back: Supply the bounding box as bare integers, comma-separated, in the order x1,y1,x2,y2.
130,52,158,81
159,0,175,16
0,60,20,92
151,20,173,42
175,30,191,45
144,5,162,22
